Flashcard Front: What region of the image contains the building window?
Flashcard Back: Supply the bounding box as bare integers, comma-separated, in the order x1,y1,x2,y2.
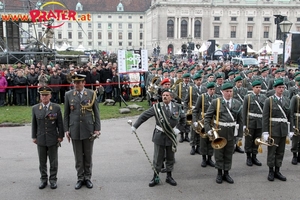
181,20,188,38
119,32,122,40
68,32,72,39
140,23,143,29
264,17,270,22
231,17,237,21
98,23,101,29
119,16,122,19
119,42,122,46
167,20,174,38
128,16,132,19
118,23,122,29
108,15,112,18
108,32,112,40
140,16,143,19
68,23,72,28
128,42,132,46
230,26,236,38
88,42,92,46
128,32,132,40
58,32,62,39
194,20,201,38
297,18,300,22
88,32,92,40
98,42,101,46
140,42,143,47
98,32,102,39
108,23,112,29
214,17,220,21
88,23,92,29
297,26,300,32
248,17,253,21
78,42,82,45
140,33,143,40
108,42,112,46
214,26,219,38
247,26,253,38
128,23,132,29
98,15,101,18
263,26,269,38
78,32,82,39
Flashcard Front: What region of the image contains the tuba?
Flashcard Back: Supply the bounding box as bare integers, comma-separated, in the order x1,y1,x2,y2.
210,127,227,149
186,108,193,125
192,119,208,138
171,79,183,90
147,76,159,94
254,137,278,147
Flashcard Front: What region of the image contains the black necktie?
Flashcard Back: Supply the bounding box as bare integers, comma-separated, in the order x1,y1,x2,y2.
227,101,230,109
166,104,171,115
78,92,82,99
255,95,259,101
44,105,47,111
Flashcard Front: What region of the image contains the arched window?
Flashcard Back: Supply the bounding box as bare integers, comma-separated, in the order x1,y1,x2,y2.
181,20,187,38
167,20,174,38
194,20,201,38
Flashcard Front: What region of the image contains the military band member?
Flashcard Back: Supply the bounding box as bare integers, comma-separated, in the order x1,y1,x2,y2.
184,73,207,155
242,70,253,92
193,82,218,167
202,73,215,87
242,80,267,166
267,69,281,91
266,78,290,98
233,76,248,104
32,86,64,189
132,89,186,187
214,74,224,96
288,76,300,99
262,79,292,181
64,74,101,189
204,83,243,184
155,70,169,85
175,73,192,143
289,87,300,165
256,68,269,95
225,71,235,85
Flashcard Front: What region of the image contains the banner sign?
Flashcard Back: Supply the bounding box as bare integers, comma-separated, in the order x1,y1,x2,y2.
118,50,148,73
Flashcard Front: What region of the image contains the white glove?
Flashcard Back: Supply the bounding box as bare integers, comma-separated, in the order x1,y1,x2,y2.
131,126,137,134
289,132,294,139
207,130,213,136
193,122,198,128
173,128,180,136
262,132,269,142
243,126,246,132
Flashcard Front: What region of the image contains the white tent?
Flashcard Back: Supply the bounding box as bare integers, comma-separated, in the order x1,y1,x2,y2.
58,42,70,51
258,44,272,54
247,45,256,53
76,44,86,52
198,43,207,52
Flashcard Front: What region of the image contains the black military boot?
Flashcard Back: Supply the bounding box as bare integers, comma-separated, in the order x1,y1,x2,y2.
235,144,244,153
179,133,184,143
184,133,190,142
207,155,215,167
292,152,298,165
252,154,262,166
166,172,177,186
149,172,160,187
298,152,300,163
190,146,196,155
201,155,207,167
274,167,287,181
195,145,201,154
268,167,274,181
223,170,234,184
216,169,223,184
246,153,253,166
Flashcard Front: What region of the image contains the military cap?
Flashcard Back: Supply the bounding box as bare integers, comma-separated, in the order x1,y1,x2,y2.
169,68,175,72
235,71,240,75
162,69,169,74
183,67,188,71
253,69,258,72
295,76,300,82
216,65,222,70
246,70,253,75
206,67,212,71
251,80,261,87
206,82,216,89
38,86,52,95
228,71,235,76
150,67,156,71
273,79,284,87
72,74,86,81
193,73,201,80
157,68,162,71
294,71,300,77
177,69,183,73
215,73,223,79
221,82,233,90
207,73,214,78
160,78,171,86
275,69,281,74
161,88,172,94
261,68,269,73
243,64,248,68
190,66,195,71
234,76,243,82
198,70,204,74
182,73,190,78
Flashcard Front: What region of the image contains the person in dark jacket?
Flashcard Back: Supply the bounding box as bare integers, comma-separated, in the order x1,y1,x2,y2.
14,70,27,106
57,68,67,104
90,66,100,89
79,65,92,89
5,67,15,105
49,70,62,103
27,67,39,106
99,63,113,102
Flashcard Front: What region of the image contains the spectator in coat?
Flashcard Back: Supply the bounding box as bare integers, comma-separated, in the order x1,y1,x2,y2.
14,70,27,106
0,71,7,106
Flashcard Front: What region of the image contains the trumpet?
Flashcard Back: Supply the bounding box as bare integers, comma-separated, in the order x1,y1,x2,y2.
192,119,208,138
186,108,193,125
243,127,251,137
210,127,227,149
254,137,278,147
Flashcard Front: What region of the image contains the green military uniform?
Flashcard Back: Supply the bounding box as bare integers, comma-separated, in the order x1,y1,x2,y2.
204,83,243,184
289,93,300,164
262,79,292,181
242,80,267,166
233,76,248,104
242,71,253,92
32,87,64,188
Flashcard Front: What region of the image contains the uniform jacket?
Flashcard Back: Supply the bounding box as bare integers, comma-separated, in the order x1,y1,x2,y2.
193,93,219,122
175,82,192,102
133,102,186,146
242,93,267,129
64,88,101,140
233,86,248,103
242,78,253,91
31,103,64,147
183,85,207,111
290,95,300,130
204,97,243,141
262,96,292,137
288,85,300,99
266,89,289,98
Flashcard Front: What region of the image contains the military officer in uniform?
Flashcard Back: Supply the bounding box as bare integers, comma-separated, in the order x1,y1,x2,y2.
289,88,300,165
225,71,235,85
204,83,243,184
131,89,186,187
242,70,253,92
214,74,224,96
64,74,101,189
242,80,267,166
184,73,207,155
288,76,300,99
262,79,292,181
193,82,218,167
32,86,64,189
